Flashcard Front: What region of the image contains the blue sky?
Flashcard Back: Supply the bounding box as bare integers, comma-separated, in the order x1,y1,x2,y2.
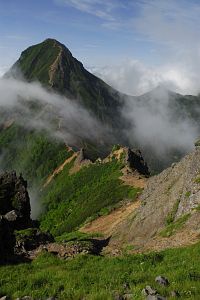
1,0,200,95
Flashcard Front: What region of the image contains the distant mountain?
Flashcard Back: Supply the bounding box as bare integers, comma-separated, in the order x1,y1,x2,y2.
8,38,125,129
1,38,200,177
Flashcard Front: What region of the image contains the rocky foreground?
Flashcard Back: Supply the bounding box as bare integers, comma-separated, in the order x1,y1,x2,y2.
110,145,200,252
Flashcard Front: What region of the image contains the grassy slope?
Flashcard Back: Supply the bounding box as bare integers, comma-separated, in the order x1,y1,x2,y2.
1,242,200,299
0,124,70,186
40,159,140,236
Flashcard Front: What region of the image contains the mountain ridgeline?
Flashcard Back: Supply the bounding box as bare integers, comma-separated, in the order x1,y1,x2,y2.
1,37,200,184
9,38,125,129
1,39,200,299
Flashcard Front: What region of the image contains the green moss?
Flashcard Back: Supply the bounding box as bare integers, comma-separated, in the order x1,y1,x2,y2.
160,214,190,237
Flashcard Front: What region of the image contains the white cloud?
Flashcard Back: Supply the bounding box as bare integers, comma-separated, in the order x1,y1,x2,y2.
91,60,199,96
123,87,198,158
0,65,8,78
54,0,123,21
89,0,200,96
0,77,113,144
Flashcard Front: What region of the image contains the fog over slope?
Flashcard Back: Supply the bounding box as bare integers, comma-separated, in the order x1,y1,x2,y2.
0,74,199,173
0,76,113,145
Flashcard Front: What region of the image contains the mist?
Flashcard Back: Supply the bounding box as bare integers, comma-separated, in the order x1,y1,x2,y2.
122,87,199,162
0,76,114,217
0,77,113,144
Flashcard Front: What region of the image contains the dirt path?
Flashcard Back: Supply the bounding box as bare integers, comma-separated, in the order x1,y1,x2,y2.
43,152,77,187
80,200,140,236
120,173,147,188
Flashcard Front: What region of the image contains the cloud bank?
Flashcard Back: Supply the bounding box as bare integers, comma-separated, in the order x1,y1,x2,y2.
123,88,199,160
0,77,113,145
91,60,199,96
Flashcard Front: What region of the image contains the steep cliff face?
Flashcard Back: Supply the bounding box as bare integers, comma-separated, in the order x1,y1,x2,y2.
0,171,31,228
0,172,31,261
110,146,200,252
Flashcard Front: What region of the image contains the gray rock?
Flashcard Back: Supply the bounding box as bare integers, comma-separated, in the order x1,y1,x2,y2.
113,294,124,300
170,290,180,297
123,282,130,290
0,296,10,300
155,276,169,286
123,294,134,299
147,296,166,300
142,286,157,296
4,210,18,222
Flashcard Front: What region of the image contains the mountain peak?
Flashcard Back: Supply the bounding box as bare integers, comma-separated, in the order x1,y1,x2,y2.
7,38,124,130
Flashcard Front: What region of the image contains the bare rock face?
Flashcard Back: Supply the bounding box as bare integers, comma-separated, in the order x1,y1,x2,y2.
105,146,150,177
110,147,200,251
125,148,150,176
0,172,31,261
0,171,31,229
0,216,15,261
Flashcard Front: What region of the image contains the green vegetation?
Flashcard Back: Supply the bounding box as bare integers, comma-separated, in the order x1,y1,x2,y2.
185,191,191,198
16,39,60,84
1,242,200,299
194,177,200,184
0,124,70,186
40,159,140,236
165,199,180,225
160,214,190,237
112,144,121,152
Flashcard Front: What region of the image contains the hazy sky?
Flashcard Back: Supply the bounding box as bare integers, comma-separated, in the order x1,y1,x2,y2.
1,0,200,95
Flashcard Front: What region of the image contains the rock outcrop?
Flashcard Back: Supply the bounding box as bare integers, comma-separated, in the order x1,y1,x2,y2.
0,172,31,261
104,146,150,177
110,147,200,252
0,171,31,229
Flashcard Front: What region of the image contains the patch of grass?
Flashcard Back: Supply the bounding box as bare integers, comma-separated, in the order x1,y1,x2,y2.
40,159,140,236
165,199,180,225
1,242,200,299
185,191,191,198
195,205,200,212
160,214,190,237
14,228,38,240
194,177,200,184
112,144,121,152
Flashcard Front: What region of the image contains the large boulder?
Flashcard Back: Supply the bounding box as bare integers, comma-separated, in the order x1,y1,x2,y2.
0,171,31,261
0,171,31,229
